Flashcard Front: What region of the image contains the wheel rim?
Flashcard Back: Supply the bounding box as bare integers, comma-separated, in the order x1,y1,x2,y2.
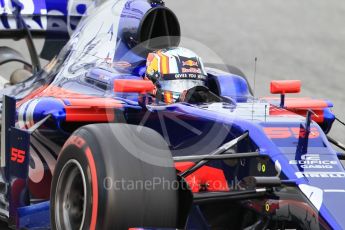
55,159,87,230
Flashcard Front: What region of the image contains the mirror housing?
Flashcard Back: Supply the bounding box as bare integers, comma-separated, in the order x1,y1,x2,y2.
270,80,301,94
270,80,301,108
114,79,154,94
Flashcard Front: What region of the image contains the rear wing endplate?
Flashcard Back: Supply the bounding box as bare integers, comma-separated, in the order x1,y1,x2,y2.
1,95,30,226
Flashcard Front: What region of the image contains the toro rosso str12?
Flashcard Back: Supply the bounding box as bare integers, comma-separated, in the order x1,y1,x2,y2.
1,0,345,229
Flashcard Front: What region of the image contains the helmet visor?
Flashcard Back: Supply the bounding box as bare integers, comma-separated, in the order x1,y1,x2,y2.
159,79,206,93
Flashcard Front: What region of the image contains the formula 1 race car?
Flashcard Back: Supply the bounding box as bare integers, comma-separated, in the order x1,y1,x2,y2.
1,0,345,229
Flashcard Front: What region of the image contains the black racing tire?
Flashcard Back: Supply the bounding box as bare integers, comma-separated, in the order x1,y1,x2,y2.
50,124,180,230
205,63,253,95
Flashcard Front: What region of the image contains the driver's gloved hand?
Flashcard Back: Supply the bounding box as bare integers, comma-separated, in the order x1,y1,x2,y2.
178,86,222,104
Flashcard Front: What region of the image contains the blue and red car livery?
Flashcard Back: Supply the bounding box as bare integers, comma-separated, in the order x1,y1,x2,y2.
0,0,344,229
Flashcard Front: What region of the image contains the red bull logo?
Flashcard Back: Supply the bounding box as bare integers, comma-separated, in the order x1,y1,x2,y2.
182,68,202,74
182,60,198,67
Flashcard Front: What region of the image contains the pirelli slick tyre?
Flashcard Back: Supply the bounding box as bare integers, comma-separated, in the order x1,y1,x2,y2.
50,124,179,230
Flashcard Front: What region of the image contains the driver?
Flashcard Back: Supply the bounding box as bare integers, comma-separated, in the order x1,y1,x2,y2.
145,47,208,103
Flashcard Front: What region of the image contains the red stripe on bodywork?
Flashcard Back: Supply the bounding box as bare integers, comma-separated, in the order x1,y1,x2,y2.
264,97,329,109
64,98,122,122
65,107,116,122
269,99,326,123
19,85,124,122
284,99,328,109
21,85,123,104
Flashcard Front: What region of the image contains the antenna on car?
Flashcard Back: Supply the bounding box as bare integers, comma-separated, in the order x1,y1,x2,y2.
253,57,257,97
251,57,258,120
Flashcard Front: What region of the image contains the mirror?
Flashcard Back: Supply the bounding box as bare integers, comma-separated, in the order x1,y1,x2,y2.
114,79,154,94
270,80,301,94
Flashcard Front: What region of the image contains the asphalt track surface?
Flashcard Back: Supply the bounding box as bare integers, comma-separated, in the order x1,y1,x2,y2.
166,0,345,145
0,0,345,228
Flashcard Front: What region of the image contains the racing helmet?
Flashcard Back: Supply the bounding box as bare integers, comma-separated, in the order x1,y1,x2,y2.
146,47,208,103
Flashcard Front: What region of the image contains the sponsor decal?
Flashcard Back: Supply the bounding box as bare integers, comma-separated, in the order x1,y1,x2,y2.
173,73,207,81
257,162,266,172
265,202,270,212
11,147,26,164
67,135,86,149
290,154,337,169
182,67,202,74
263,127,320,139
296,171,345,178
182,60,198,67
